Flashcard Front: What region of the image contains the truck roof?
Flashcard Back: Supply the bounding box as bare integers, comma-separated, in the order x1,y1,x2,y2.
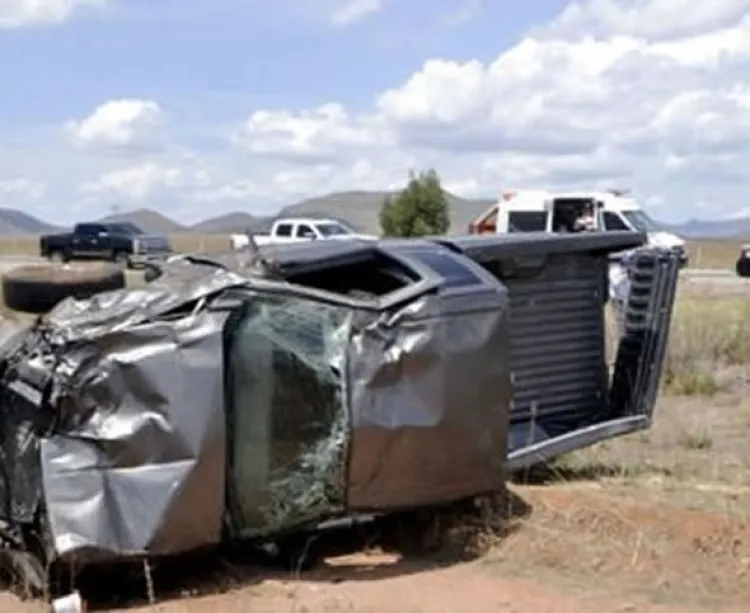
552,190,640,209
273,217,348,225
496,189,641,211
74,221,144,233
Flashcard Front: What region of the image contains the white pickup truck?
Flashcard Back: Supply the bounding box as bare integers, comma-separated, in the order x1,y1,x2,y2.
230,217,375,250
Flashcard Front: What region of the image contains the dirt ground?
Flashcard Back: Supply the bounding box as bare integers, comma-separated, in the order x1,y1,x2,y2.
2,392,749,613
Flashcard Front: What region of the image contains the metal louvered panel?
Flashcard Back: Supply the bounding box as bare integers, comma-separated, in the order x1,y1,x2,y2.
432,234,681,470
505,254,608,436
609,249,680,418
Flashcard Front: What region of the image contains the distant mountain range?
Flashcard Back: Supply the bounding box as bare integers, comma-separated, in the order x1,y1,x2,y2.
0,208,65,235
0,192,747,239
660,217,750,239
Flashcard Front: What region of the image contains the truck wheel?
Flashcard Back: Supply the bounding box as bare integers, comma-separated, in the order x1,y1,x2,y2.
112,251,131,268
2,263,126,314
48,250,67,263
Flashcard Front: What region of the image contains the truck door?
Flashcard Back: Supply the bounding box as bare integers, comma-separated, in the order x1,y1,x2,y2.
222,248,443,538
72,224,107,258
295,224,317,241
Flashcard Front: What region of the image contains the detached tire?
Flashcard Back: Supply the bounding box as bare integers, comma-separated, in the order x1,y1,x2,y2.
2,263,126,314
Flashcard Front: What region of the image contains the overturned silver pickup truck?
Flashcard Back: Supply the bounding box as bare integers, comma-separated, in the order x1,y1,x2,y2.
0,231,679,595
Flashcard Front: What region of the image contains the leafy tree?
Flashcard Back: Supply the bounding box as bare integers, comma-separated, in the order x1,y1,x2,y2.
380,169,450,237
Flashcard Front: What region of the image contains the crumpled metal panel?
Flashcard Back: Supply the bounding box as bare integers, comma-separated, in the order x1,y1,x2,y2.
0,263,249,563
40,308,229,562
44,262,248,337
345,288,511,510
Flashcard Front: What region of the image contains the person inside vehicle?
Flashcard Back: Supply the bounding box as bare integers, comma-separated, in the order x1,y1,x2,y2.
573,202,597,232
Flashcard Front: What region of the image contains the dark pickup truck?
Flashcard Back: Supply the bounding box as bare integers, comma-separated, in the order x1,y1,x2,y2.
39,222,172,267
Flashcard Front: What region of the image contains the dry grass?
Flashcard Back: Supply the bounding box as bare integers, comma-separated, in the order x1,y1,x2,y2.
651,287,750,396
0,233,233,256
687,239,744,270
0,235,741,270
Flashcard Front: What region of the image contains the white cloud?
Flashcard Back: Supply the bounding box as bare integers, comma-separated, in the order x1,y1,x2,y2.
219,0,750,222
0,0,106,28
0,178,45,201
235,103,389,160
330,0,383,26
9,0,750,224
66,99,165,149
546,0,750,40
79,162,182,201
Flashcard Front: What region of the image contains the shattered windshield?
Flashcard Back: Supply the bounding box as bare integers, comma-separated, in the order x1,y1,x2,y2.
316,222,353,237
621,210,662,232
225,293,351,537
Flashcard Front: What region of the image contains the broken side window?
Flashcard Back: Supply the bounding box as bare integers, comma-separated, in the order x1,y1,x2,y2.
224,293,351,538
283,251,419,298
405,250,484,289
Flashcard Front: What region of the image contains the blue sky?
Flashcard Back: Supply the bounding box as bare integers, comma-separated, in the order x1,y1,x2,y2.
0,1,568,121
0,0,749,224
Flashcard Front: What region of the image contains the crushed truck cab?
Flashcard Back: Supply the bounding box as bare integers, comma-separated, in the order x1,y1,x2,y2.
0,230,680,596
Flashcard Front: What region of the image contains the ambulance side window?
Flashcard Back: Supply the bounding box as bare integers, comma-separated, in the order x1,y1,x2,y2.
508,212,548,232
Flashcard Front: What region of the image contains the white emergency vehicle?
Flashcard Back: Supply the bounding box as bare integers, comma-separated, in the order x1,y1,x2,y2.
468,188,687,265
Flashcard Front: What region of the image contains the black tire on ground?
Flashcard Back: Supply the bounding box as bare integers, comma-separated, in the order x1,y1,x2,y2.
112,250,130,267
2,263,126,314
47,250,67,263
736,259,750,278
